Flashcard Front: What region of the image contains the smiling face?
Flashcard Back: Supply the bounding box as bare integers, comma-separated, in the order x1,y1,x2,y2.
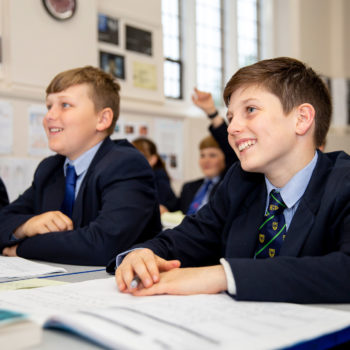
227,85,301,184
43,84,107,160
199,147,226,178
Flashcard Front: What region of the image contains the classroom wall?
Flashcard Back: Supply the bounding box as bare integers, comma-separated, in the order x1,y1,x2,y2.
0,0,349,201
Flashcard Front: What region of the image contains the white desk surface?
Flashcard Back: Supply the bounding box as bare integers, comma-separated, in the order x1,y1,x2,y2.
3,261,350,350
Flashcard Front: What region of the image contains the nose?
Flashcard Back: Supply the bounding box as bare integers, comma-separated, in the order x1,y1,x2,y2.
44,105,58,121
227,115,244,136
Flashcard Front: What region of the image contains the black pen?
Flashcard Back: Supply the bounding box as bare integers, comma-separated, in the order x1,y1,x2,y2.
130,275,140,289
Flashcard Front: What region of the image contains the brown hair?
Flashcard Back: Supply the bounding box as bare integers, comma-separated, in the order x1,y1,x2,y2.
46,66,120,135
199,135,220,150
132,137,166,171
223,57,331,148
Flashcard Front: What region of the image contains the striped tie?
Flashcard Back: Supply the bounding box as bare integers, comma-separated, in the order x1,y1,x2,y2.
255,190,287,258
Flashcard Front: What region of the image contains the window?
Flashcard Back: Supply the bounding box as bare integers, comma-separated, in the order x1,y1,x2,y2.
162,0,182,99
237,0,260,67
195,0,223,105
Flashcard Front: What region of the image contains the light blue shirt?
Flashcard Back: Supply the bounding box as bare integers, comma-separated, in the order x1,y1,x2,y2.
264,151,318,229
64,141,103,198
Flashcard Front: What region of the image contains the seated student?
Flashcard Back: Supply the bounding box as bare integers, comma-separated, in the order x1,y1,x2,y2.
177,135,226,215
0,177,9,208
0,66,161,265
132,137,177,213
115,57,350,304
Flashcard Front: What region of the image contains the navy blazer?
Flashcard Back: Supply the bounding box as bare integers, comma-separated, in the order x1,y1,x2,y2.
136,151,350,303
153,168,178,211
0,178,9,209
0,138,161,265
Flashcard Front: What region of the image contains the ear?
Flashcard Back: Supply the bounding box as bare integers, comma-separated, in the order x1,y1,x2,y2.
295,103,315,136
96,107,113,132
148,154,158,168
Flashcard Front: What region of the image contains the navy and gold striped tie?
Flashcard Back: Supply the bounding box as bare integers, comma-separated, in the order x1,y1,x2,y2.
255,190,287,258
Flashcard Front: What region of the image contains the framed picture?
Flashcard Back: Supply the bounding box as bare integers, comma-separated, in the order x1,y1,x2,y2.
98,14,119,46
99,51,125,80
125,25,152,56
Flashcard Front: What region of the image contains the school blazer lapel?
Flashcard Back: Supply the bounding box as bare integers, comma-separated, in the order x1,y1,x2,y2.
42,163,65,211
71,138,113,226
226,184,267,258
280,151,332,256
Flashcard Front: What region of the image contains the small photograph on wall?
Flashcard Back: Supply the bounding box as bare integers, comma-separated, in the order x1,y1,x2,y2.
98,14,119,46
100,51,125,80
125,25,152,56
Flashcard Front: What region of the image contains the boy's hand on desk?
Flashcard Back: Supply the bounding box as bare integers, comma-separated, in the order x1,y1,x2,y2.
128,265,227,296
2,244,18,256
115,248,181,292
13,211,74,239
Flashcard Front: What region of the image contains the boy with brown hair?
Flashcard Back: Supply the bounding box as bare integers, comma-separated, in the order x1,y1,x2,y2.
115,57,350,303
0,66,161,265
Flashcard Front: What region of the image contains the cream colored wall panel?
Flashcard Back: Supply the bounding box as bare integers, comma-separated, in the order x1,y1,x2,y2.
8,0,97,89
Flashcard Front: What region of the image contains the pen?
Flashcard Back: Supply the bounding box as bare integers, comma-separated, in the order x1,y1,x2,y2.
130,275,141,289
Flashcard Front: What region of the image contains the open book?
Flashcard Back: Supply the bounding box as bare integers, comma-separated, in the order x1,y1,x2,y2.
0,309,42,350
0,278,350,350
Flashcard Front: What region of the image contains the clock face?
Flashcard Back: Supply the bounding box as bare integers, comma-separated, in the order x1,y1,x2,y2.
42,0,77,21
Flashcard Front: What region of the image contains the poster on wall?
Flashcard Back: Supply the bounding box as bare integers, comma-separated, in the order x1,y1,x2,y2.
126,25,152,56
98,14,119,46
100,51,125,80
111,118,149,141
0,157,40,201
154,119,183,180
28,105,52,157
0,101,13,154
133,61,157,90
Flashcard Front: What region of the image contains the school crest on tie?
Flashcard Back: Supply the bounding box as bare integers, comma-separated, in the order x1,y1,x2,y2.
259,233,265,243
269,248,275,258
272,221,278,230
269,204,278,211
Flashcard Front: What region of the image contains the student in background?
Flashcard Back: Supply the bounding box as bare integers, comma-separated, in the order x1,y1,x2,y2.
132,137,177,213
115,57,350,304
176,135,226,215
0,66,161,265
192,87,238,169
0,178,9,209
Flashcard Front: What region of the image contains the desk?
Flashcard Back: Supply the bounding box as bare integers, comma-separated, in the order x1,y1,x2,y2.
3,263,350,350
2,261,110,349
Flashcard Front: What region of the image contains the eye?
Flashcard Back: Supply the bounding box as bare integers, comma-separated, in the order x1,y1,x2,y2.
46,104,52,111
247,106,256,113
62,102,71,108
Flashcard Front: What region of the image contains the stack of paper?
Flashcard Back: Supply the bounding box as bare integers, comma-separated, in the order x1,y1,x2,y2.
0,256,67,282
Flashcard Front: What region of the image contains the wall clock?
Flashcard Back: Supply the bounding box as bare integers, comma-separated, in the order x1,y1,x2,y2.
42,0,77,21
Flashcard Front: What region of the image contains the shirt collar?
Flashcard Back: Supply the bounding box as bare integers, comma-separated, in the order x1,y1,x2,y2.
265,151,318,208
204,176,220,185
64,140,104,177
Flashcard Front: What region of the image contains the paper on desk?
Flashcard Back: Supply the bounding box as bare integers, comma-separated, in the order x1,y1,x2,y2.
161,210,185,229
0,278,350,349
0,278,67,292
0,256,67,282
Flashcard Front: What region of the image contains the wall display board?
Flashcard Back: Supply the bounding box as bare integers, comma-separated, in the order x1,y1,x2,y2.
99,51,125,80
98,13,163,103
98,14,119,45
125,25,152,56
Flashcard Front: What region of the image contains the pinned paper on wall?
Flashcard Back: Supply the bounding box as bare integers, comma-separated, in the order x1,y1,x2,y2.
0,100,13,155
0,157,40,201
154,119,183,180
133,61,157,90
28,105,53,157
